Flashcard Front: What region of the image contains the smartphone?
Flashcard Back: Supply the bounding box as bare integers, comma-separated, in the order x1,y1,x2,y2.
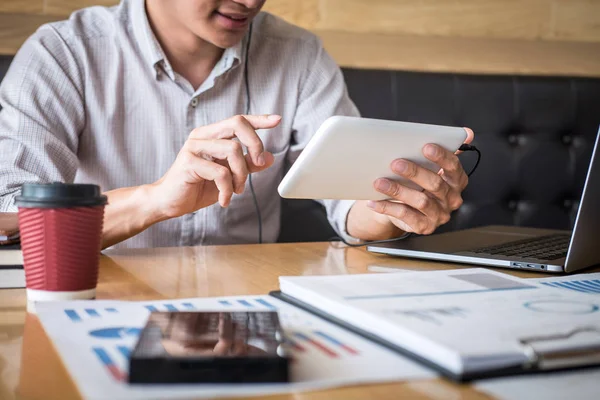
129,311,290,384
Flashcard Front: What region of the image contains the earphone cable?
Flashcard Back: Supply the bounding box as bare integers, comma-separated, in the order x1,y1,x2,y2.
244,23,263,244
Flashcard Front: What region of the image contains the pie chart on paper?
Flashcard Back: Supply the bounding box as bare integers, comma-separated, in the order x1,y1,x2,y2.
523,300,599,315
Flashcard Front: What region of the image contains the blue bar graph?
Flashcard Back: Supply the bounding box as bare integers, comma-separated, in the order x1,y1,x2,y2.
218,300,232,306
182,302,195,309
65,309,81,322
164,304,178,311
85,309,100,317
542,280,600,294
117,346,131,359
237,299,253,307
105,308,118,313
93,347,113,365
145,305,158,312
255,298,276,309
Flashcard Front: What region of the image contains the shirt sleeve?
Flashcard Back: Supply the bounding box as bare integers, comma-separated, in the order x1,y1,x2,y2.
288,35,362,243
0,25,85,212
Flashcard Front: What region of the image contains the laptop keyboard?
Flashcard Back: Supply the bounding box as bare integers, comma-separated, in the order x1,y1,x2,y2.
469,234,570,260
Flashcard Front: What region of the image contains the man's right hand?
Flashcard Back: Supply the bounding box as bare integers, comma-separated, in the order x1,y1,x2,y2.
149,114,282,219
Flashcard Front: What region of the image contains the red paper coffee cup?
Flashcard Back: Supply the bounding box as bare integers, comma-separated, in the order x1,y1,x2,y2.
16,183,107,303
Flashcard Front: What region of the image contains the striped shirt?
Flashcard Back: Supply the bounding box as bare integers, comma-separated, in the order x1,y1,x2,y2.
0,0,359,248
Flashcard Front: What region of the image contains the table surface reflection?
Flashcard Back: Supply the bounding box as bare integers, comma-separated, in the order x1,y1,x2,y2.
2,242,596,400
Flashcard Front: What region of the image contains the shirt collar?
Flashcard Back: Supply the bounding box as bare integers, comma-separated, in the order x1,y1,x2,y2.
130,0,168,78
130,0,245,81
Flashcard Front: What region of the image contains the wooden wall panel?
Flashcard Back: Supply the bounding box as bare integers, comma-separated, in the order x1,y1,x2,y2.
317,0,553,41
0,0,44,14
1,0,599,42
0,13,61,55
317,29,600,77
551,0,600,42
0,0,599,76
44,0,117,16
44,0,91,16
262,0,319,29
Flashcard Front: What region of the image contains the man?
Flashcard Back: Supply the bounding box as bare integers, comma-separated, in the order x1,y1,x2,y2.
0,0,473,249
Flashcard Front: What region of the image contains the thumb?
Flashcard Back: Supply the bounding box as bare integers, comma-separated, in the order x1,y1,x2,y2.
247,151,275,173
242,114,282,130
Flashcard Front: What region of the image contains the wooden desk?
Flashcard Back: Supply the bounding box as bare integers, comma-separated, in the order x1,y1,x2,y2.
1,242,597,400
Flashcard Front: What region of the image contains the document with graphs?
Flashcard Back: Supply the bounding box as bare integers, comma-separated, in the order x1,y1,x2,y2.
277,268,600,380
34,294,432,400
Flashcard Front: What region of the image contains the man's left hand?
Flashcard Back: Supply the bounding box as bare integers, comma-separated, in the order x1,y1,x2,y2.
366,128,474,235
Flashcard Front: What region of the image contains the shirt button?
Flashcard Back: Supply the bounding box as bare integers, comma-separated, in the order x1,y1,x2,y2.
191,98,199,107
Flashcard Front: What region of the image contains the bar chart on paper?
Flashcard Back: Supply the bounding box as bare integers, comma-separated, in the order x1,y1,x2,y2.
532,273,600,295
540,280,600,294
35,295,432,399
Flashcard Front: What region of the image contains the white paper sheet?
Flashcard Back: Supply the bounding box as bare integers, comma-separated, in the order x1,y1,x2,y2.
279,268,600,375
35,295,433,400
0,268,25,289
476,368,600,400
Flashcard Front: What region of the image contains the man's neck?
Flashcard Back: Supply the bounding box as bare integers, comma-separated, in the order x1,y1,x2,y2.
145,0,223,90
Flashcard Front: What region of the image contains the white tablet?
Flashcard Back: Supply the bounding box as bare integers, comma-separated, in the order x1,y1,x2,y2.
277,116,468,200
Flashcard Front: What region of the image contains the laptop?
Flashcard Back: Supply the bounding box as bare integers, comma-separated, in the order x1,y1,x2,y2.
367,130,600,274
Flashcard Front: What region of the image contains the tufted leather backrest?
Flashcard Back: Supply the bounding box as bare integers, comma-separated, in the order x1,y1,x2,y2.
1,56,598,241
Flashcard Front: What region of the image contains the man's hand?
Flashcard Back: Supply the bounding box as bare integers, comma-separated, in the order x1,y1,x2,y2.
101,114,280,248
150,114,281,219
348,128,474,239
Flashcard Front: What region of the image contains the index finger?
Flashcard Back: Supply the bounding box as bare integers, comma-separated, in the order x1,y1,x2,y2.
423,144,466,186
190,114,281,166
241,114,282,130
226,115,275,166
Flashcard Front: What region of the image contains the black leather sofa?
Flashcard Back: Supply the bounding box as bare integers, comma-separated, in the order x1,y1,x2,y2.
1,56,599,242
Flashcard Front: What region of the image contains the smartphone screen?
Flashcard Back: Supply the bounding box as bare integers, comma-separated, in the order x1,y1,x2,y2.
146,311,283,357
129,311,289,383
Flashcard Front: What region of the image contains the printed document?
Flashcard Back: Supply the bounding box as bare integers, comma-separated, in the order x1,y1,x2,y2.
36,295,432,400
280,268,600,376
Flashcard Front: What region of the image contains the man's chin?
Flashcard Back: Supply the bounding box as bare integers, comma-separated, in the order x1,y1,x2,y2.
208,31,248,50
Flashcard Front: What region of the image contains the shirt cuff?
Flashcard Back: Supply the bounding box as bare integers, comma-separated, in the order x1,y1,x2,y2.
0,193,18,213
333,199,363,244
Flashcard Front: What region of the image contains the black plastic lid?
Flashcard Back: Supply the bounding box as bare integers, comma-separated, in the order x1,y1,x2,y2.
15,183,107,208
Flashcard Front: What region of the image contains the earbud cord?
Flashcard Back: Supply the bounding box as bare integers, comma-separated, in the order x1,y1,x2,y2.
244,23,263,244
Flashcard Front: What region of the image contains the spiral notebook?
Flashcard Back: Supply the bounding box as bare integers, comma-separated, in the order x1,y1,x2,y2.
272,268,600,381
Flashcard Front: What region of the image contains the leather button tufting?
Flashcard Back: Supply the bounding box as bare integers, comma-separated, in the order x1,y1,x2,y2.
563,198,574,209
